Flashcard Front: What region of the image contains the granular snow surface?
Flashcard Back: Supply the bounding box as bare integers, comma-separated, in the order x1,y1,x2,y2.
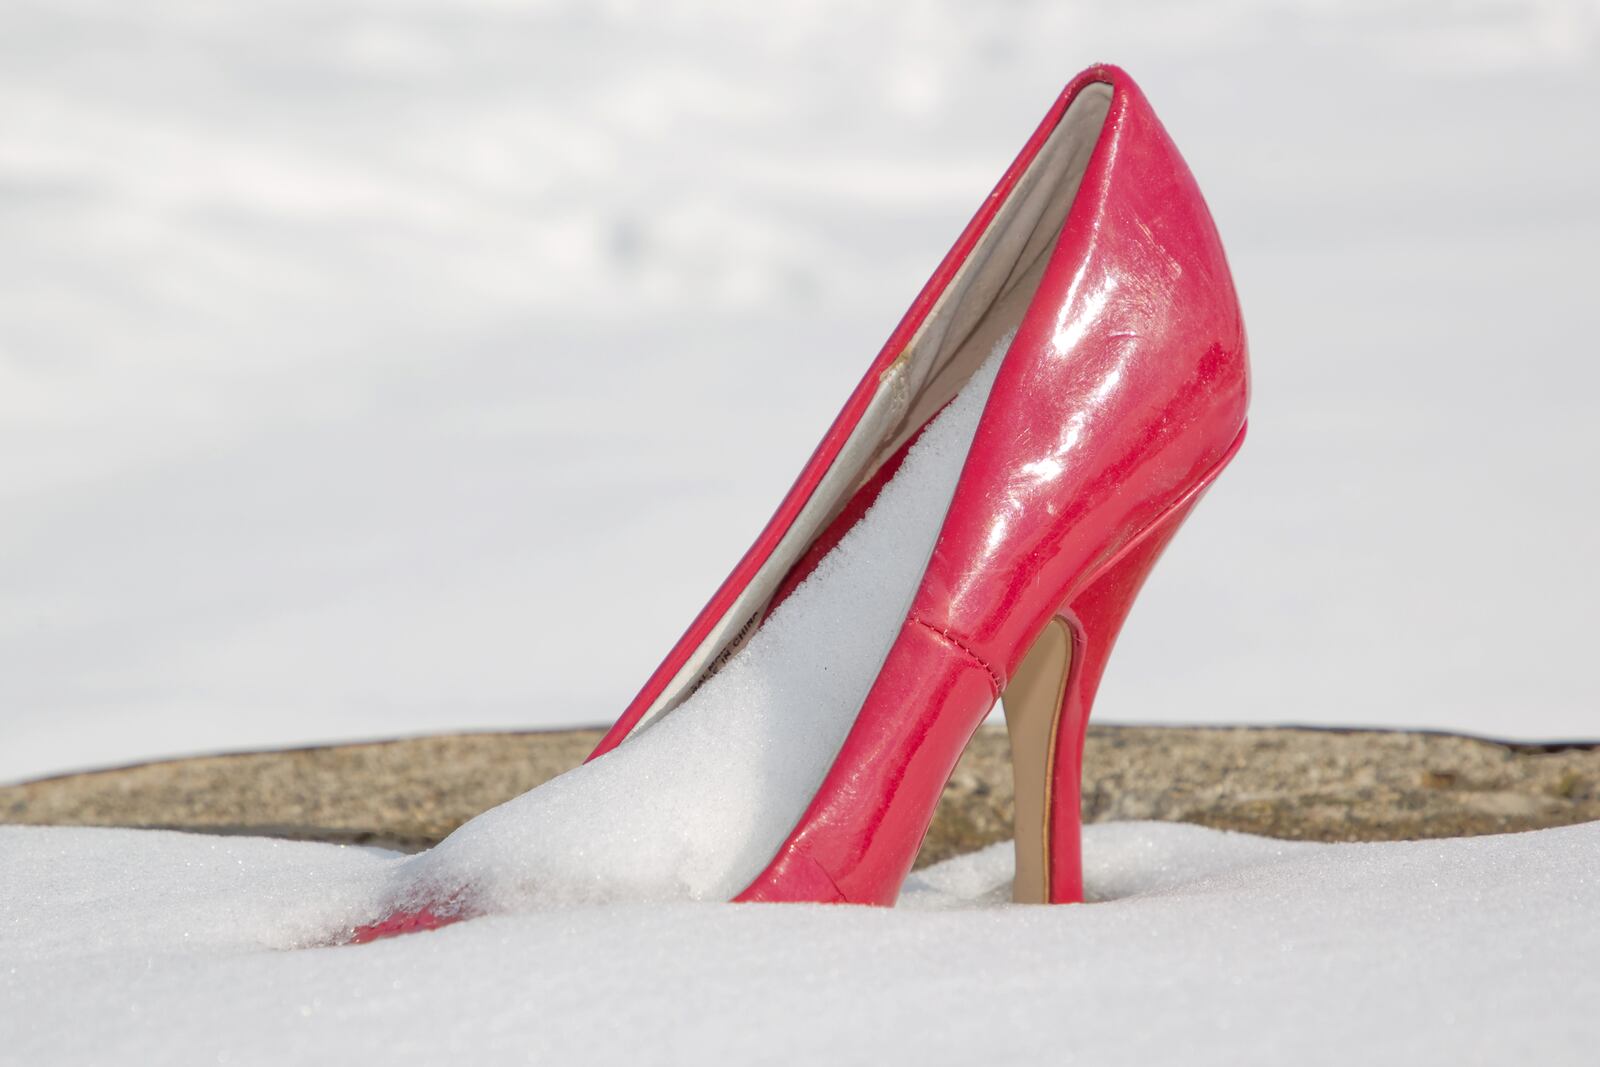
2,820,1596,1064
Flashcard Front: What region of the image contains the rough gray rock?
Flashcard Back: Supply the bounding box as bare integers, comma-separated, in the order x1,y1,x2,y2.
927,725,1600,865
4,726,1597,867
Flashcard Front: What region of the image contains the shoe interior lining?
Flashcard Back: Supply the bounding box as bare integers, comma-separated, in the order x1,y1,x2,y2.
631,82,1113,731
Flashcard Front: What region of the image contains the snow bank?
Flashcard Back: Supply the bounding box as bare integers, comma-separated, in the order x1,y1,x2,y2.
3,820,1596,1064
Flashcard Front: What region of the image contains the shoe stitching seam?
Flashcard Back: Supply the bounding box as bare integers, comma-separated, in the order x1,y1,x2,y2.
802,850,851,903
909,615,1004,695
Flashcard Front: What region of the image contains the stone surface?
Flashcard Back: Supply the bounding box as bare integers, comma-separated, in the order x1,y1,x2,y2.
927,725,1600,866
4,726,1597,866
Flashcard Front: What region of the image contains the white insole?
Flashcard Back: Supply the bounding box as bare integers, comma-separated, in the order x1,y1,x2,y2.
395,339,1011,911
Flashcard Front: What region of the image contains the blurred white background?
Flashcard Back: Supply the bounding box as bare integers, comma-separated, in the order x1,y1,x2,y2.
2,1,1597,781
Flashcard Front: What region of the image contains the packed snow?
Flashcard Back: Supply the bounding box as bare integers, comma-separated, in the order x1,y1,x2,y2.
395,345,1005,908
3,819,1595,1064
3,1,1599,783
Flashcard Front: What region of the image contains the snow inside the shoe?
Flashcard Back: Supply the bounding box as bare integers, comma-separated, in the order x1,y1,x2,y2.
394,337,1013,911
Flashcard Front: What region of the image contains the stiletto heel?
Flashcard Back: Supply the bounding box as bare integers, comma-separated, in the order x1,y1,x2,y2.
351,63,1250,939
1004,426,1245,904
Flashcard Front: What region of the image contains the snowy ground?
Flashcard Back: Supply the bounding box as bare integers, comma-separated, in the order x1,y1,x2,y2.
4,0,1600,782
3,819,1595,1064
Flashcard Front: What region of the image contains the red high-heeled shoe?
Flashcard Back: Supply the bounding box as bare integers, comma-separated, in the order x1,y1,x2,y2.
351,63,1245,940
